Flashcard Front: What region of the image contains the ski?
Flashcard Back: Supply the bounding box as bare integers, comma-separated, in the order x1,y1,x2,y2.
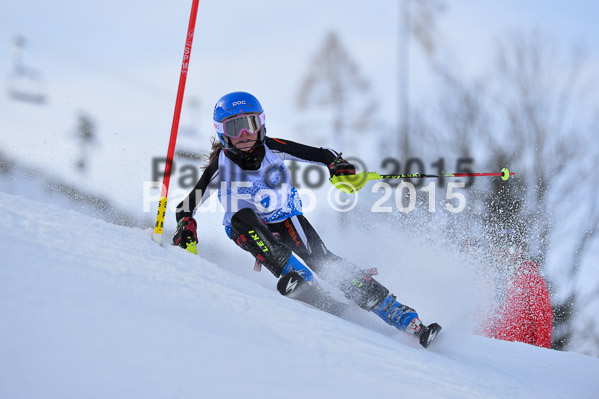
417,322,443,348
277,271,348,316
278,271,442,348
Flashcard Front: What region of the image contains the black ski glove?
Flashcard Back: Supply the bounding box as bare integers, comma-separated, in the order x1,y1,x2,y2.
173,216,198,250
328,153,356,177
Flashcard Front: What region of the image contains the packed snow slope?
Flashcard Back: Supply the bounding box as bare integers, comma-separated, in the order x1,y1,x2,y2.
1,191,598,399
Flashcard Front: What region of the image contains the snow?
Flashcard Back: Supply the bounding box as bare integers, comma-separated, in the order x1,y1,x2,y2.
2,0,598,357
1,190,598,399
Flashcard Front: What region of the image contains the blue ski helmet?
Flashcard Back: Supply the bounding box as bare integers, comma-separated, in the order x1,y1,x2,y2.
213,91,265,147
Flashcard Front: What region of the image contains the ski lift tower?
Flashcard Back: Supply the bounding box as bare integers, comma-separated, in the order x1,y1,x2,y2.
6,36,48,105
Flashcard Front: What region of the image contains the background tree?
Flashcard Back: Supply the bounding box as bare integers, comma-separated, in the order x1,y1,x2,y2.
73,112,98,174
297,31,377,151
397,0,444,161
427,30,599,354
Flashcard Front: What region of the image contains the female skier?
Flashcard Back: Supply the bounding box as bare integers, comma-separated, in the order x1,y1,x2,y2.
173,91,440,347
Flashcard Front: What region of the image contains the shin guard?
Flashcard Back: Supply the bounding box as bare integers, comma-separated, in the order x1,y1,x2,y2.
231,208,292,277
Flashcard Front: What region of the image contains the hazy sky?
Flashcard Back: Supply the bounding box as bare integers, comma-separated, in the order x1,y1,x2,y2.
0,0,597,212
2,1,597,118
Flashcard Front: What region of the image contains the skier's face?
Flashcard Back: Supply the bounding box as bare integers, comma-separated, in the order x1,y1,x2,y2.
230,130,258,151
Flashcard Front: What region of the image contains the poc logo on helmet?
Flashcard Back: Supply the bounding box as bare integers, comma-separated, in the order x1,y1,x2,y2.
232,100,246,106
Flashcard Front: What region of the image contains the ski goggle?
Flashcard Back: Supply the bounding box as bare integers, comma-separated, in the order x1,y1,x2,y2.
214,112,265,139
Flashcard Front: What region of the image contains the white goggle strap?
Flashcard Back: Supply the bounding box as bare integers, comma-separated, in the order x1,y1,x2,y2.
213,120,225,134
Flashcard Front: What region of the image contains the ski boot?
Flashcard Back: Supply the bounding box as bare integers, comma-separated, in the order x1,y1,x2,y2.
372,293,442,348
277,255,347,315
281,255,317,285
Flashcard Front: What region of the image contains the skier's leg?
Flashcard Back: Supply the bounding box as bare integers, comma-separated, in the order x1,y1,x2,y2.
370,294,423,334
232,210,440,344
229,208,316,282
284,215,423,333
230,208,337,313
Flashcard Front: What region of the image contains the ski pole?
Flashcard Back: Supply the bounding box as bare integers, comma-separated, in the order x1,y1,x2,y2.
330,168,515,194
153,0,200,246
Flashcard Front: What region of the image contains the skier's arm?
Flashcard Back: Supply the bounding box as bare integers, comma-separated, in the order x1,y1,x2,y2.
175,157,219,222
265,136,338,165
265,137,355,176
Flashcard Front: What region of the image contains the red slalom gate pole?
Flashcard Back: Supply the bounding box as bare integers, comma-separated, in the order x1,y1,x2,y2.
153,0,200,244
